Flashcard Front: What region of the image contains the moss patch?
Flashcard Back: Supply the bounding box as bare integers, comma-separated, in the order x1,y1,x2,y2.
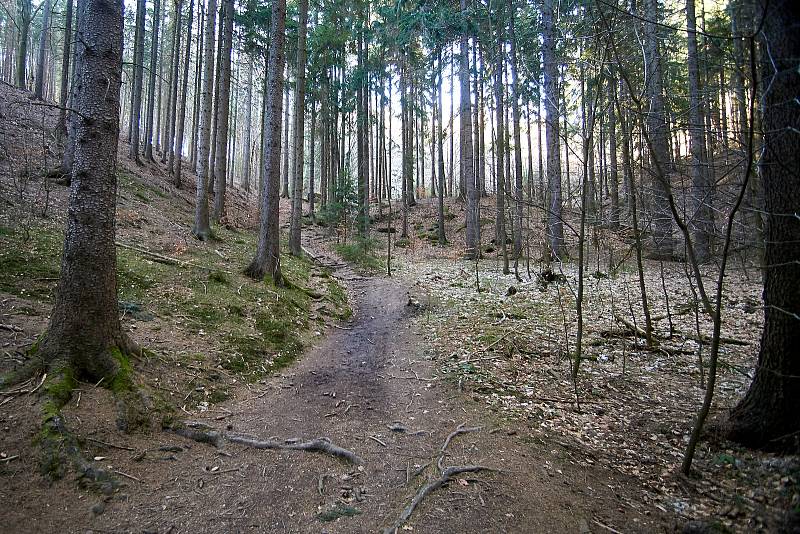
317,504,361,522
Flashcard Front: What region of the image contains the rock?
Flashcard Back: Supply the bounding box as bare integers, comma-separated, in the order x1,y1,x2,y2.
506,286,517,296
91,502,106,516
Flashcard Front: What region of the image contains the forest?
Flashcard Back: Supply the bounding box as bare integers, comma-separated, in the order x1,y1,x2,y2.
0,0,798,530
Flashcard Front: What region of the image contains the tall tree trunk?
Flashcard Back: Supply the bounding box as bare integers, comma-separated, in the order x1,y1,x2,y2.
165,0,183,171
143,0,161,161
436,49,447,245
246,0,286,284
128,0,145,161
727,0,800,453
642,0,675,258
461,2,478,259
686,0,712,262
309,97,316,219
355,7,368,238
61,0,86,178
192,0,216,240
212,0,233,222
542,0,563,258
56,0,73,137
33,0,52,99
15,0,32,88
208,12,224,195
509,3,524,264
172,0,194,188
289,0,308,254
493,36,508,274
608,74,619,227
242,57,253,193
32,0,137,383
190,0,204,172
280,76,291,198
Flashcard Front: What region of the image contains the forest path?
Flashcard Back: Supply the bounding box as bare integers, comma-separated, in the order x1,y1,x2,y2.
142,231,661,534
76,233,669,534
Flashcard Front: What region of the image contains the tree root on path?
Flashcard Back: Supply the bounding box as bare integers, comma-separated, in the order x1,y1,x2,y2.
227,434,364,465
384,423,495,533
170,422,364,465
384,465,495,534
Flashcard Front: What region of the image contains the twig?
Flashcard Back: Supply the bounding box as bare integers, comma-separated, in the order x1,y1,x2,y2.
86,437,135,451
369,435,388,447
0,455,19,463
593,518,623,534
332,324,352,330
113,470,143,483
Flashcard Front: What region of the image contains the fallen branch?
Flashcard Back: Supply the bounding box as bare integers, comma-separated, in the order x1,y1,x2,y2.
86,437,135,451
384,465,494,534
681,331,750,346
613,314,649,339
115,242,231,273
0,323,23,333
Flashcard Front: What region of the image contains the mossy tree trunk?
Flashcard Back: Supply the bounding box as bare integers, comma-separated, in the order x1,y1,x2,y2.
33,0,135,385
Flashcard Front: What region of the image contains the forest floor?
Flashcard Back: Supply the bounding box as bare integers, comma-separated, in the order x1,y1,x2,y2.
0,82,798,533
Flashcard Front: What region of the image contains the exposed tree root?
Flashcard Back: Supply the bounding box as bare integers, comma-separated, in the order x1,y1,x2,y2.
440,423,481,454
384,465,495,534
227,434,364,464
169,422,363,464
40,413,120,494
383,422,494,532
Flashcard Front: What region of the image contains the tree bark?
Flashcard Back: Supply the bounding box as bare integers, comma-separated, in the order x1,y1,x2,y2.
460,0,478,259
727,0,800,452
192,0,216,240
542,0,563,258
642,0,675,258
172,0,193,188
436,49,447,245
33,0,52,99
212,0,233,223
493,38,508,274
56,0,73,137
242,57,253,193
289,0,309,255
143,0,161,161
164,0,183,171
246,0,286,284
509,4,524,264
35,0,136,382
15,0,32,89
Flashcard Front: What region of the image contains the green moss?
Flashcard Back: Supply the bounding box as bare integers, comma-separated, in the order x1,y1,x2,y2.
317,504,361,522
0,225,62,299
335,242,383,271
108,347,133,393
43,366,77,408
208,270,229,284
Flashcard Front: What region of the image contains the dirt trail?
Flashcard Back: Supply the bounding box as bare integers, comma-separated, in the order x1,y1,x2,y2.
3,234,672,534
